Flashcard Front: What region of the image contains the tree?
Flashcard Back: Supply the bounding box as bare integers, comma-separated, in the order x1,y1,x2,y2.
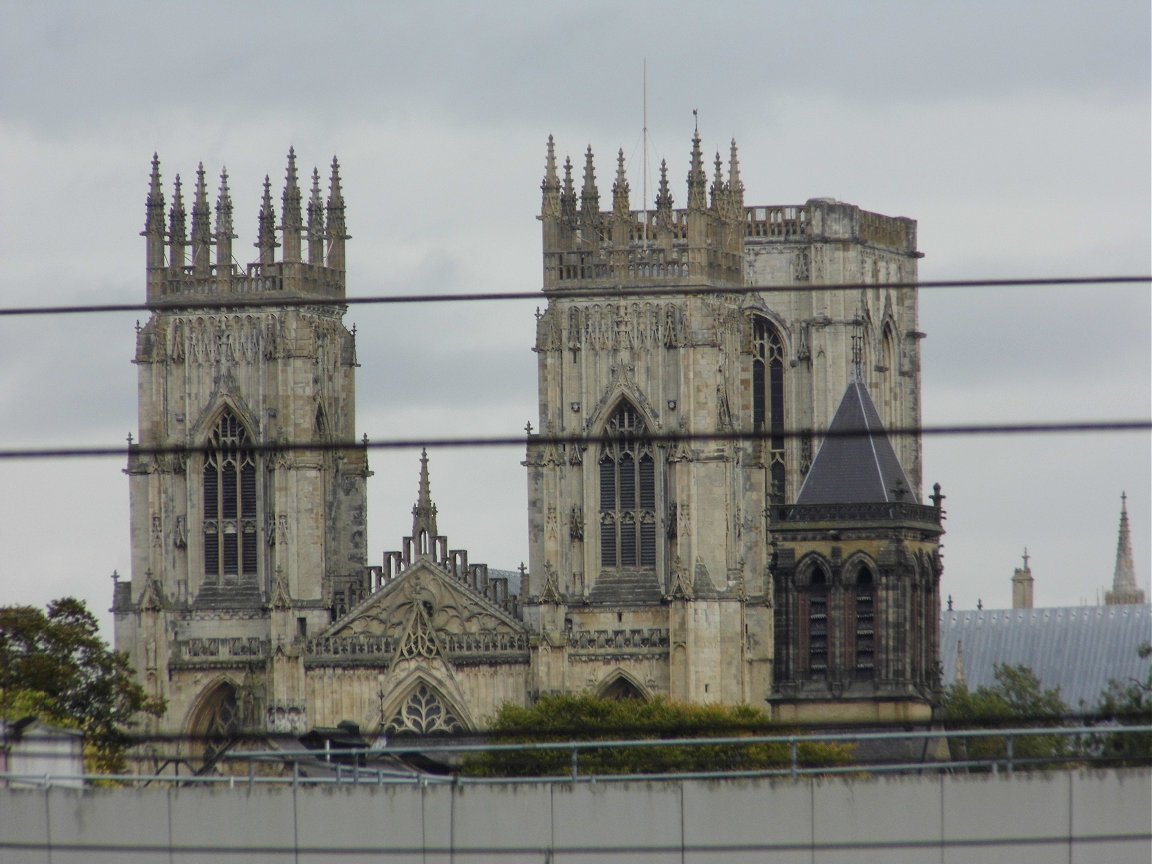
1091,642,1152,765
941,663,1071,766
0,597,164,773
461,694,853,777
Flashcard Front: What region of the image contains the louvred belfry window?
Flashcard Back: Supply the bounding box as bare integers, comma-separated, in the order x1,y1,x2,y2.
203,409,258,581
599,403,657,570
752,317,786,503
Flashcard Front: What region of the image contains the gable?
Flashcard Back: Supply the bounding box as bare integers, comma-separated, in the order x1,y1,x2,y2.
310,562,530,664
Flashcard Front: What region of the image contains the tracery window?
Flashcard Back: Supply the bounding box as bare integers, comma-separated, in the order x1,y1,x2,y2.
203,409,259,582
854,567,875,678
752,317,786,502
385,683,463,735
599,403,657,570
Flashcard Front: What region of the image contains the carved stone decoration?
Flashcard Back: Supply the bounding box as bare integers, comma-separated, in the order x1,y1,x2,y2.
569,505,584,541
385,683,463,735
539,561,562,603
173,515,187,549
666,556,694,600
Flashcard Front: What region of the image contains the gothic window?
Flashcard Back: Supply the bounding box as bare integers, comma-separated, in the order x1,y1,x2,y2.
599,403,657,570
752,317,786,503
808,567,829,680
203,408,259,582
600,675,646,701
190,681,240,766
854,567,875,679
384,683,463,735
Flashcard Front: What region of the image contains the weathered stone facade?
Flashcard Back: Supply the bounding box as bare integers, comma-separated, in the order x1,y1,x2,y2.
116,135,938,748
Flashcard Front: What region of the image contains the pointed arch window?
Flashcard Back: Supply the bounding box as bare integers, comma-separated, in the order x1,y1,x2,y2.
854,567,875,678
599,403,657,570
808,567,829,679
752,317,786,502
203,409,259,582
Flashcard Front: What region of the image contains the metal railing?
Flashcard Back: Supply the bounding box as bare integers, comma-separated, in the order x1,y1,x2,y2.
2,724,1148,789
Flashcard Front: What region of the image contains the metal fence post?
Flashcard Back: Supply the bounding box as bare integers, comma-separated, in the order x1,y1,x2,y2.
571,746,579,781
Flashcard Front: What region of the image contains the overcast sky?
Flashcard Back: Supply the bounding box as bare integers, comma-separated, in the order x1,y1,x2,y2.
0,1,1148,638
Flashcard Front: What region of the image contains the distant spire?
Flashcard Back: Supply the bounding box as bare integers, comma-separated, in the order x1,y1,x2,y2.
686,129,707,210
560,156,577,224
1106,492,1145,604
143,154,166,269
214,167,235,267
541,134,561,219
579,146,600,225
325,156,348,271
190,163,211,275
953,639,966,686
612,148,630,217
281,147,302,262
256,175,278,265
307,167,325,265
167,174,186,269
410,448,439,546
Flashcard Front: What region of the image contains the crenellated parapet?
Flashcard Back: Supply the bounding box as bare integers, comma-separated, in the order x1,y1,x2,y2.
541,132,746,291
143,150,349,304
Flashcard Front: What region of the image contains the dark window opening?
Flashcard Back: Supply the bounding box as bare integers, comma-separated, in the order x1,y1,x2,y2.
599,404,658,571
854,567,875,678
203,409,259,583
752,318,786,502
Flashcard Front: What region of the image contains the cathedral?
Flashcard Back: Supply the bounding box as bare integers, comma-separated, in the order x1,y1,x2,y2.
113,133,943,749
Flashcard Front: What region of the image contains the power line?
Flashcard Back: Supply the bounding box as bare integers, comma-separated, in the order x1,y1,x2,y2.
0,275,1147,317
0,420,1147,462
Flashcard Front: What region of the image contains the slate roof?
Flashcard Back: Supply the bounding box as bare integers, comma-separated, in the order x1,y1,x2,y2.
796,380,914,505
939,604,1152,709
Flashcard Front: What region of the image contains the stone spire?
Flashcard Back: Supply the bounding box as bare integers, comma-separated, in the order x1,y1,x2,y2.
256,175,278,265
611,148,630,217
307,167,325,265
1106,492,1145,604
214,168,235,268
167,173,186,270
579,146,600,228
541,134,561,219
190,163,212,276
686,129,707,211
281,147,302,263
325,157,348,271
143,153,165,270
410,448,439,547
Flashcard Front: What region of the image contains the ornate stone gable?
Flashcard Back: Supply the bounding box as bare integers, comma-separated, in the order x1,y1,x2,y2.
314,561,529,661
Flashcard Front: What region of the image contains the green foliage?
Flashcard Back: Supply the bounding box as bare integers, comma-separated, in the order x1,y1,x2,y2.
1090,642,1152,765
941,664,1071,765
461,694,854,778
0,598,165,773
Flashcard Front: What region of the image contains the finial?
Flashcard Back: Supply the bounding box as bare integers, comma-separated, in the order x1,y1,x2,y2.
1109,488,1142,600
947,594,953,611
655,158,672,214
692,107,698,133
541,134,561,218
168,173,187,268
710,151,724,208
727,138,744,207
612,148,630,216
191,163,211,274
214,167,234,267
687,128,707,210
326,156,349,270
111,569,120,583
1022,547,1030,570
977,598,983,610
256,174,278,264
143,153,165,237
307,166,325,265
281,147,302,262
580,145,600,222
560,156,576,223
410,448,438,542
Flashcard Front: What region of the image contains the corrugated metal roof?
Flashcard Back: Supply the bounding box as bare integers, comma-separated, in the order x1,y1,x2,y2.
939,604,1152,709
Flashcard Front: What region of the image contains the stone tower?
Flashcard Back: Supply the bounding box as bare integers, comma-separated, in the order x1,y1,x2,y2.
114,151,369,739
1011,549,1035,609
1105,492,1145,605
769,371,944,723
524,131,925,706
